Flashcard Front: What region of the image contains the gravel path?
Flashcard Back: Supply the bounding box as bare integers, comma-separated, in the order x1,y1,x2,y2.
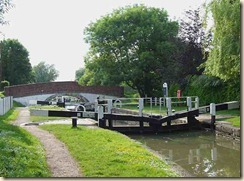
13,108,82,177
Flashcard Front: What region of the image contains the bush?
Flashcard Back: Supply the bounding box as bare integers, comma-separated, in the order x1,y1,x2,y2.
168,82,180,97
0,80,10,91
184,75,240,106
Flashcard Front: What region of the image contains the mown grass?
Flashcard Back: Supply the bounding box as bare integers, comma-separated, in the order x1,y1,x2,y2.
224,116,240,127
40,124,179,177
217,109,240,116
30,115,68,123
122,105,188,116
13,101,25,107
29,105,65,110
216,109,240,127
29,105,67,122
0,109,50,177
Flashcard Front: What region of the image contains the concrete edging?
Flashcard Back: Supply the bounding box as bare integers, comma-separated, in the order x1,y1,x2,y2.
215,124,240,139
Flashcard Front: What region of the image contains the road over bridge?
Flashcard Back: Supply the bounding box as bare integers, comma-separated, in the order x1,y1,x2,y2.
4,81,124,106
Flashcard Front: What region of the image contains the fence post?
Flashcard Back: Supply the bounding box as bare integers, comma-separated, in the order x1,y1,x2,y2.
94,99,98,113
139,98,144,117
159,97,162,113
155,97,157,106
107,99,113,114
195,97,199,109
187,97,192,111
166,97,172,116
210,103,216,130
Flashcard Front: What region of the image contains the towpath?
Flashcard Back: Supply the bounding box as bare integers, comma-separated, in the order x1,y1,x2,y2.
13,107,82,177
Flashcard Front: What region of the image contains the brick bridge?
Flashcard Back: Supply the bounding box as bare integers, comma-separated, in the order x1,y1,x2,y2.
4,81,124,106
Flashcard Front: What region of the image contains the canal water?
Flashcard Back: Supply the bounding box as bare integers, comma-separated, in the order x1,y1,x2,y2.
129,131,240,177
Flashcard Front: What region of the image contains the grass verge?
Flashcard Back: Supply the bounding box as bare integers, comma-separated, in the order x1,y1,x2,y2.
0,109,50,177
122,105,187,115
216,109,240,127
40,124,179,177
217,109,240,116
220,116,240,127
29,105,65,110
29,105,68,123
30,115,68,123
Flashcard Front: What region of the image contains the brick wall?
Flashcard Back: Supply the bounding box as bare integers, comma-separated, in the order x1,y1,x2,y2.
4,81,124,98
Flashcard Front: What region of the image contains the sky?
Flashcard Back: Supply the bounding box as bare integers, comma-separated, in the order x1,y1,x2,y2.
0,0,208,81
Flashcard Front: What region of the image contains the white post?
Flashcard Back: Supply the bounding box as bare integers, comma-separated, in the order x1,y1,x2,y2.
159,97,162,113
155,97,157,106
166,97,172,116
210,103,216,116
139,98,144,117
210,103,216,130
195,97,199,109
187,97,192,111
107,99,113,114
94,99,98,113
97,105,104,127
163,82,168,97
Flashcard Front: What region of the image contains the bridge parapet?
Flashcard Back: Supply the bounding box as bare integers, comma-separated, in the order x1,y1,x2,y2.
4,81,124,98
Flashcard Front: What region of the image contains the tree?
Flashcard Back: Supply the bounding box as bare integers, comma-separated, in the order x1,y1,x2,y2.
32,61,59,83
0,0,13,83
82,5,179,97
0,39,33,85
0,0,13,25
75,67,85,82
203,0,240,81
178,8,211,77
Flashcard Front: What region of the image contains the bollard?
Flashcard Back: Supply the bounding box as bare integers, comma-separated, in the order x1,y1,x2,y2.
97,105,104,127
210,103,216,130
71,117,78,128
187,97,192,111
166,97,172,116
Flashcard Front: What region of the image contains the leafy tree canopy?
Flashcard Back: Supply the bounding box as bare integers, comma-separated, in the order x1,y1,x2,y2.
203,0,240,81
81,5,179,97
32,61,59,83
1,39,33,85
178,8,210,77
75,67,85,82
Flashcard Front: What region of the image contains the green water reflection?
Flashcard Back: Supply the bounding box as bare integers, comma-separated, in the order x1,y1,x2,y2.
129,131,240,177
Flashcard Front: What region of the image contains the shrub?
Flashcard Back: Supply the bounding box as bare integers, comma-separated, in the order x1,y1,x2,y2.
0,80,10,91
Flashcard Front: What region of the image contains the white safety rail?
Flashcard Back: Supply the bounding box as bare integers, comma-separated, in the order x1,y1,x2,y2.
96,96,199,117
0,96,13,115
164,96,199,116
97,98,152,116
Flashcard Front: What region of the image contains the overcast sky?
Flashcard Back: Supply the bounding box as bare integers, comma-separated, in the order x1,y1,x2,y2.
0,0,207,81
